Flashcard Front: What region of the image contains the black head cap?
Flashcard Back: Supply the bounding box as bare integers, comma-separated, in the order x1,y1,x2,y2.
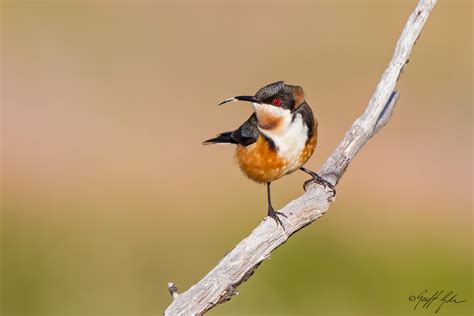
255,81,305,111
218,81,305,110
255,81,289,100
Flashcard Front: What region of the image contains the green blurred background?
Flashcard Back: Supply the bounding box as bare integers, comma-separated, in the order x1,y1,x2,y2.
1,1,472,315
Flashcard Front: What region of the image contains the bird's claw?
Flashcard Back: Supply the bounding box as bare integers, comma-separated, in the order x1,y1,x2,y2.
267,207,287,228
303,175,336,197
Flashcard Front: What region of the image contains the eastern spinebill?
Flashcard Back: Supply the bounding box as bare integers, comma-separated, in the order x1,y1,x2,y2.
203,81,334,227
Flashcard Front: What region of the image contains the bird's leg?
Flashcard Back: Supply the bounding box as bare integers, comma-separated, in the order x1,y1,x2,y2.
266,182,287,227
300,167,336,196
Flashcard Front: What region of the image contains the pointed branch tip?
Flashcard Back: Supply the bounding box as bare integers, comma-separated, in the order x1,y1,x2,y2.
168,282,179,299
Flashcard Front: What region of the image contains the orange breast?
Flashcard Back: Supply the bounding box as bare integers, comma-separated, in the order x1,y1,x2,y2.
298,132,317,167
235,135,287,183
235,133,318,184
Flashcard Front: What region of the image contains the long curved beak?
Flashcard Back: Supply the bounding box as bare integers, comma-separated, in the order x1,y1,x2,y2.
218,95,260,106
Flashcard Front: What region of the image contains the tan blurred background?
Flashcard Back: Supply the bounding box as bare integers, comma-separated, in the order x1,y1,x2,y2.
1,1,472,315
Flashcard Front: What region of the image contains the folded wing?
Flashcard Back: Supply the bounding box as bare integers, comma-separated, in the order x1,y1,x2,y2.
203,113,259,146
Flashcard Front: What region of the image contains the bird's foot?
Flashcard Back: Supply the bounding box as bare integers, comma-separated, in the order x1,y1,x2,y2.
303,173,336,197
267,206,287,228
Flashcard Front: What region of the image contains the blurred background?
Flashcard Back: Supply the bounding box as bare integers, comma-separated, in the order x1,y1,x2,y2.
1,1,472,315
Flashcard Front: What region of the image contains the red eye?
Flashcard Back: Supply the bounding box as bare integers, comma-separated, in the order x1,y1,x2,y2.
272,98,281,106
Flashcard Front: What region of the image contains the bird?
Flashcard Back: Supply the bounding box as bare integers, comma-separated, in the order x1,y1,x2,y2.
203,81,334,227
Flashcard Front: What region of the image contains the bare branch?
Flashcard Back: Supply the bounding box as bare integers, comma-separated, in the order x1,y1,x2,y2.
320,0,436,185
164,1,437,315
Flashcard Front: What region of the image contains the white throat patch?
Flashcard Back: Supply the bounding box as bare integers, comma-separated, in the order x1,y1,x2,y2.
256,105,309,173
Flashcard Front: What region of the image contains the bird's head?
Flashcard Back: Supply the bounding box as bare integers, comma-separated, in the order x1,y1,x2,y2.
219,81,306,130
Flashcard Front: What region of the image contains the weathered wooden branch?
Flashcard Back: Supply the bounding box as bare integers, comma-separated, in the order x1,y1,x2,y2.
164,1,437,315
